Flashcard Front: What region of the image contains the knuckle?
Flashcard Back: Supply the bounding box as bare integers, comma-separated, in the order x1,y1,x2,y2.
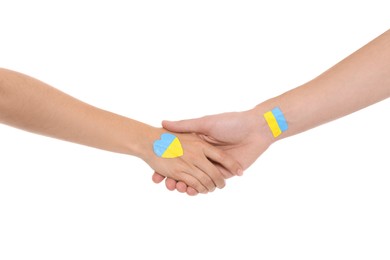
201,176,215,191
209,168,225,188
215,150,226,161
185,176,207,194
169,171,180,181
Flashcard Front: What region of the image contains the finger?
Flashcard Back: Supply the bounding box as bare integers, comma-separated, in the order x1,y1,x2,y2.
154,172,202,194
162,117,207,134
215,164,236,179
176,181,199,196
176,181,187,193
195,156,226,189
205,146,243,177
186,187,199,196
152,172,166,184
184,166,216,193
159,176,199,196
173,171,209,194
165,178,177,191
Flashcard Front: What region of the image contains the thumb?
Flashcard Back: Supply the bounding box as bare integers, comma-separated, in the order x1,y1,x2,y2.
162,117,207,134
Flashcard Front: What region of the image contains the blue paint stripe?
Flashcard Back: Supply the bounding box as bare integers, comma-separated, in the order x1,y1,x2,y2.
153,133,176,157
161,133,176,143
153,144,165,157
272,107,288,132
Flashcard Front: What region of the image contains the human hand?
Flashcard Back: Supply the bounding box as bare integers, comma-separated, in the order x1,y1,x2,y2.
141,127,242,194
152,107,275,195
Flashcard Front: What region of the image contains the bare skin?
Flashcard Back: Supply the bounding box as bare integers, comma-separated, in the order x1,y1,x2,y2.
154,29,390,195
0,68,243,194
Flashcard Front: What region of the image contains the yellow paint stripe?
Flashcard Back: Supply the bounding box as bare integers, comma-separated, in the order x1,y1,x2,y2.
264,111,282,137
162,137,184,158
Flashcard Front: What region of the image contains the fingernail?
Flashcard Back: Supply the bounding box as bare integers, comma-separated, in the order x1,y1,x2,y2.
237,169,243,176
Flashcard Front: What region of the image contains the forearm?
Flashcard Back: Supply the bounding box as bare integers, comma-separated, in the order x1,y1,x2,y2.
156,29,390,192
0,68,151,157
254,29,390,141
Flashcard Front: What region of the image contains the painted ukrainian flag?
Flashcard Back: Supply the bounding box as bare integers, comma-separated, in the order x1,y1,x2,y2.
263,107,288,138
153,133,184,158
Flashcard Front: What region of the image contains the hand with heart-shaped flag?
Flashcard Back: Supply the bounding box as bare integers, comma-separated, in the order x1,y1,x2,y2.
138,127,243,194
0,68,242,195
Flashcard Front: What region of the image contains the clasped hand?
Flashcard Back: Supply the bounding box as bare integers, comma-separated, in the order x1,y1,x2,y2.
152,110,274,196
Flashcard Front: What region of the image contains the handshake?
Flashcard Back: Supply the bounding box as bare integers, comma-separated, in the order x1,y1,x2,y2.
0,30,389,195
146,109,274,196
0,67,274,196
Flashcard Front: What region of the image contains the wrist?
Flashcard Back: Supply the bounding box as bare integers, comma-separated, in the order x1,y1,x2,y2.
124,122,161,161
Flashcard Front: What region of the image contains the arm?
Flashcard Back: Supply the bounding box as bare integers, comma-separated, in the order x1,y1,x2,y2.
0,68,242,194
156,29,390,195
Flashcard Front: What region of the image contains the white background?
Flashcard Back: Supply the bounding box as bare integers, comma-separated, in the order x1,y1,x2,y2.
1,1,389,259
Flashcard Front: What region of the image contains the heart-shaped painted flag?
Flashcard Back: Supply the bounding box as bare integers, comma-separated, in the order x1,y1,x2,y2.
153,133,184,158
